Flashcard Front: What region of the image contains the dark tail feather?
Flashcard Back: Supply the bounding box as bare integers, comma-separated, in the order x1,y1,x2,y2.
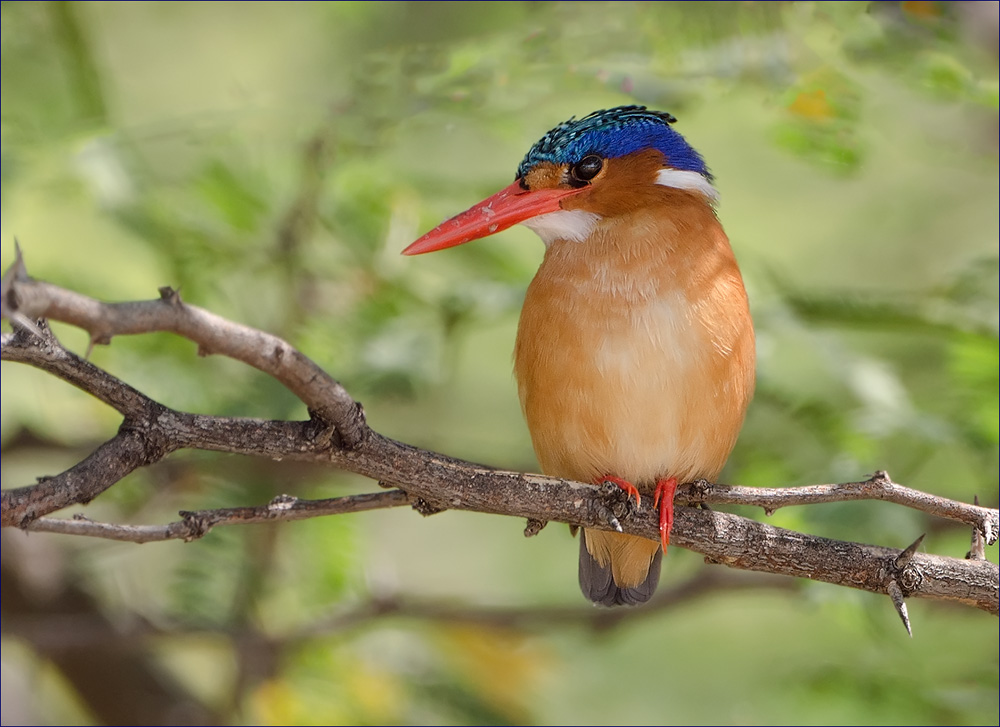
578,535,662,606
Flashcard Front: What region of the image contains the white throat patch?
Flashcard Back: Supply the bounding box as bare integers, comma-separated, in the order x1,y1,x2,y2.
655,169,719,204
521,209,602,246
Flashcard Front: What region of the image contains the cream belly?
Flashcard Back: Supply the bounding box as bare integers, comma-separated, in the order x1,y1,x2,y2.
513,236,753,491
516,296,734,489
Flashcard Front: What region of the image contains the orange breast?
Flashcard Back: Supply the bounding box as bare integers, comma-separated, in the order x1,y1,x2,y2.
513,196,755,491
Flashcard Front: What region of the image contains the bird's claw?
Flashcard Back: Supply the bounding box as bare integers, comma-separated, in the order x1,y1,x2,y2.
653,477,678,552
599,475,641,510
592,478,639,531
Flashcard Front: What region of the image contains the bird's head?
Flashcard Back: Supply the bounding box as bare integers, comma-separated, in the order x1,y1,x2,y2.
402,105,716,255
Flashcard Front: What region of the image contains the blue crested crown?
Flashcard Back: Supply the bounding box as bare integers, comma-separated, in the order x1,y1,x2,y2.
516,105,711,181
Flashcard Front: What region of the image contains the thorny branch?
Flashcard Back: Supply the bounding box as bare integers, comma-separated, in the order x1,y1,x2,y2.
1,250,998,626
22,490,413,543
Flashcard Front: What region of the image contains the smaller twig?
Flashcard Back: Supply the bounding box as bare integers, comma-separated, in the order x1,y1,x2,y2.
24,490,411,543
2,320,161,418
3,272,366,447
683,471,997,544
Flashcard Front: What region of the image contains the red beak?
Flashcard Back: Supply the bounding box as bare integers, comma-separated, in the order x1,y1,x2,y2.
402,180,585,255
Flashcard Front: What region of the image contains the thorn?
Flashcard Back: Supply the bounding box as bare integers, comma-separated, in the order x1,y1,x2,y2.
764,507,775,517
886,580,912,637
10,312,43,338
869,470,891,485
1,243,40,335
13,239,29,279
895,533,925,569
523,518,547,537
2,247,40,336
568,524,579,537
159,285,182,303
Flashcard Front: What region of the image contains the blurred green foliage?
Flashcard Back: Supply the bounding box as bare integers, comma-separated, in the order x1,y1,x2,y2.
1,2,997,725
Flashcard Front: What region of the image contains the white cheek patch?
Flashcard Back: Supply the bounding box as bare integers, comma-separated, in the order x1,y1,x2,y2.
655,169,719,204
520,169,714,245
522,209,602,246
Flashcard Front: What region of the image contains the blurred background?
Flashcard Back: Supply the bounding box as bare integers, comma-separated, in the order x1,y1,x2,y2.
1,1,997,724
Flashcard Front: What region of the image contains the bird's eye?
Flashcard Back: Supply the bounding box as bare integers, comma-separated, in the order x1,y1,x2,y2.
570,155,603,184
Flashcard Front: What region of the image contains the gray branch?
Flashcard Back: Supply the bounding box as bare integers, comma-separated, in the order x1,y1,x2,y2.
2,251,997,623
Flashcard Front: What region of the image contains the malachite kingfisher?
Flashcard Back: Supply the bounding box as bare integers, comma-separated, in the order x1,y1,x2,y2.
403,106,755,606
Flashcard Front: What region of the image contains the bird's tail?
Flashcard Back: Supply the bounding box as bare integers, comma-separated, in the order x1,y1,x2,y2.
578,529,662,606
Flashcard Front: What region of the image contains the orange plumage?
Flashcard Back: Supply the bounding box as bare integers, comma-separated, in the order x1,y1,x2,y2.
404,106,755,605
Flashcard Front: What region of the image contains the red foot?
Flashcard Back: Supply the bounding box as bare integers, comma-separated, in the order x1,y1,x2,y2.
598,475,641,509
653,477,678,552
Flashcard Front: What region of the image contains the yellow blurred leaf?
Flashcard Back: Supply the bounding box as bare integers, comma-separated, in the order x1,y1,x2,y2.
788,89,833,120
901,1,942,19
252,680,304,726
345,662,407,724
439,625,550,721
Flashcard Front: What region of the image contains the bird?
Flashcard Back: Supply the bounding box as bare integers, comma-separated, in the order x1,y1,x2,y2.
402,105,755,606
